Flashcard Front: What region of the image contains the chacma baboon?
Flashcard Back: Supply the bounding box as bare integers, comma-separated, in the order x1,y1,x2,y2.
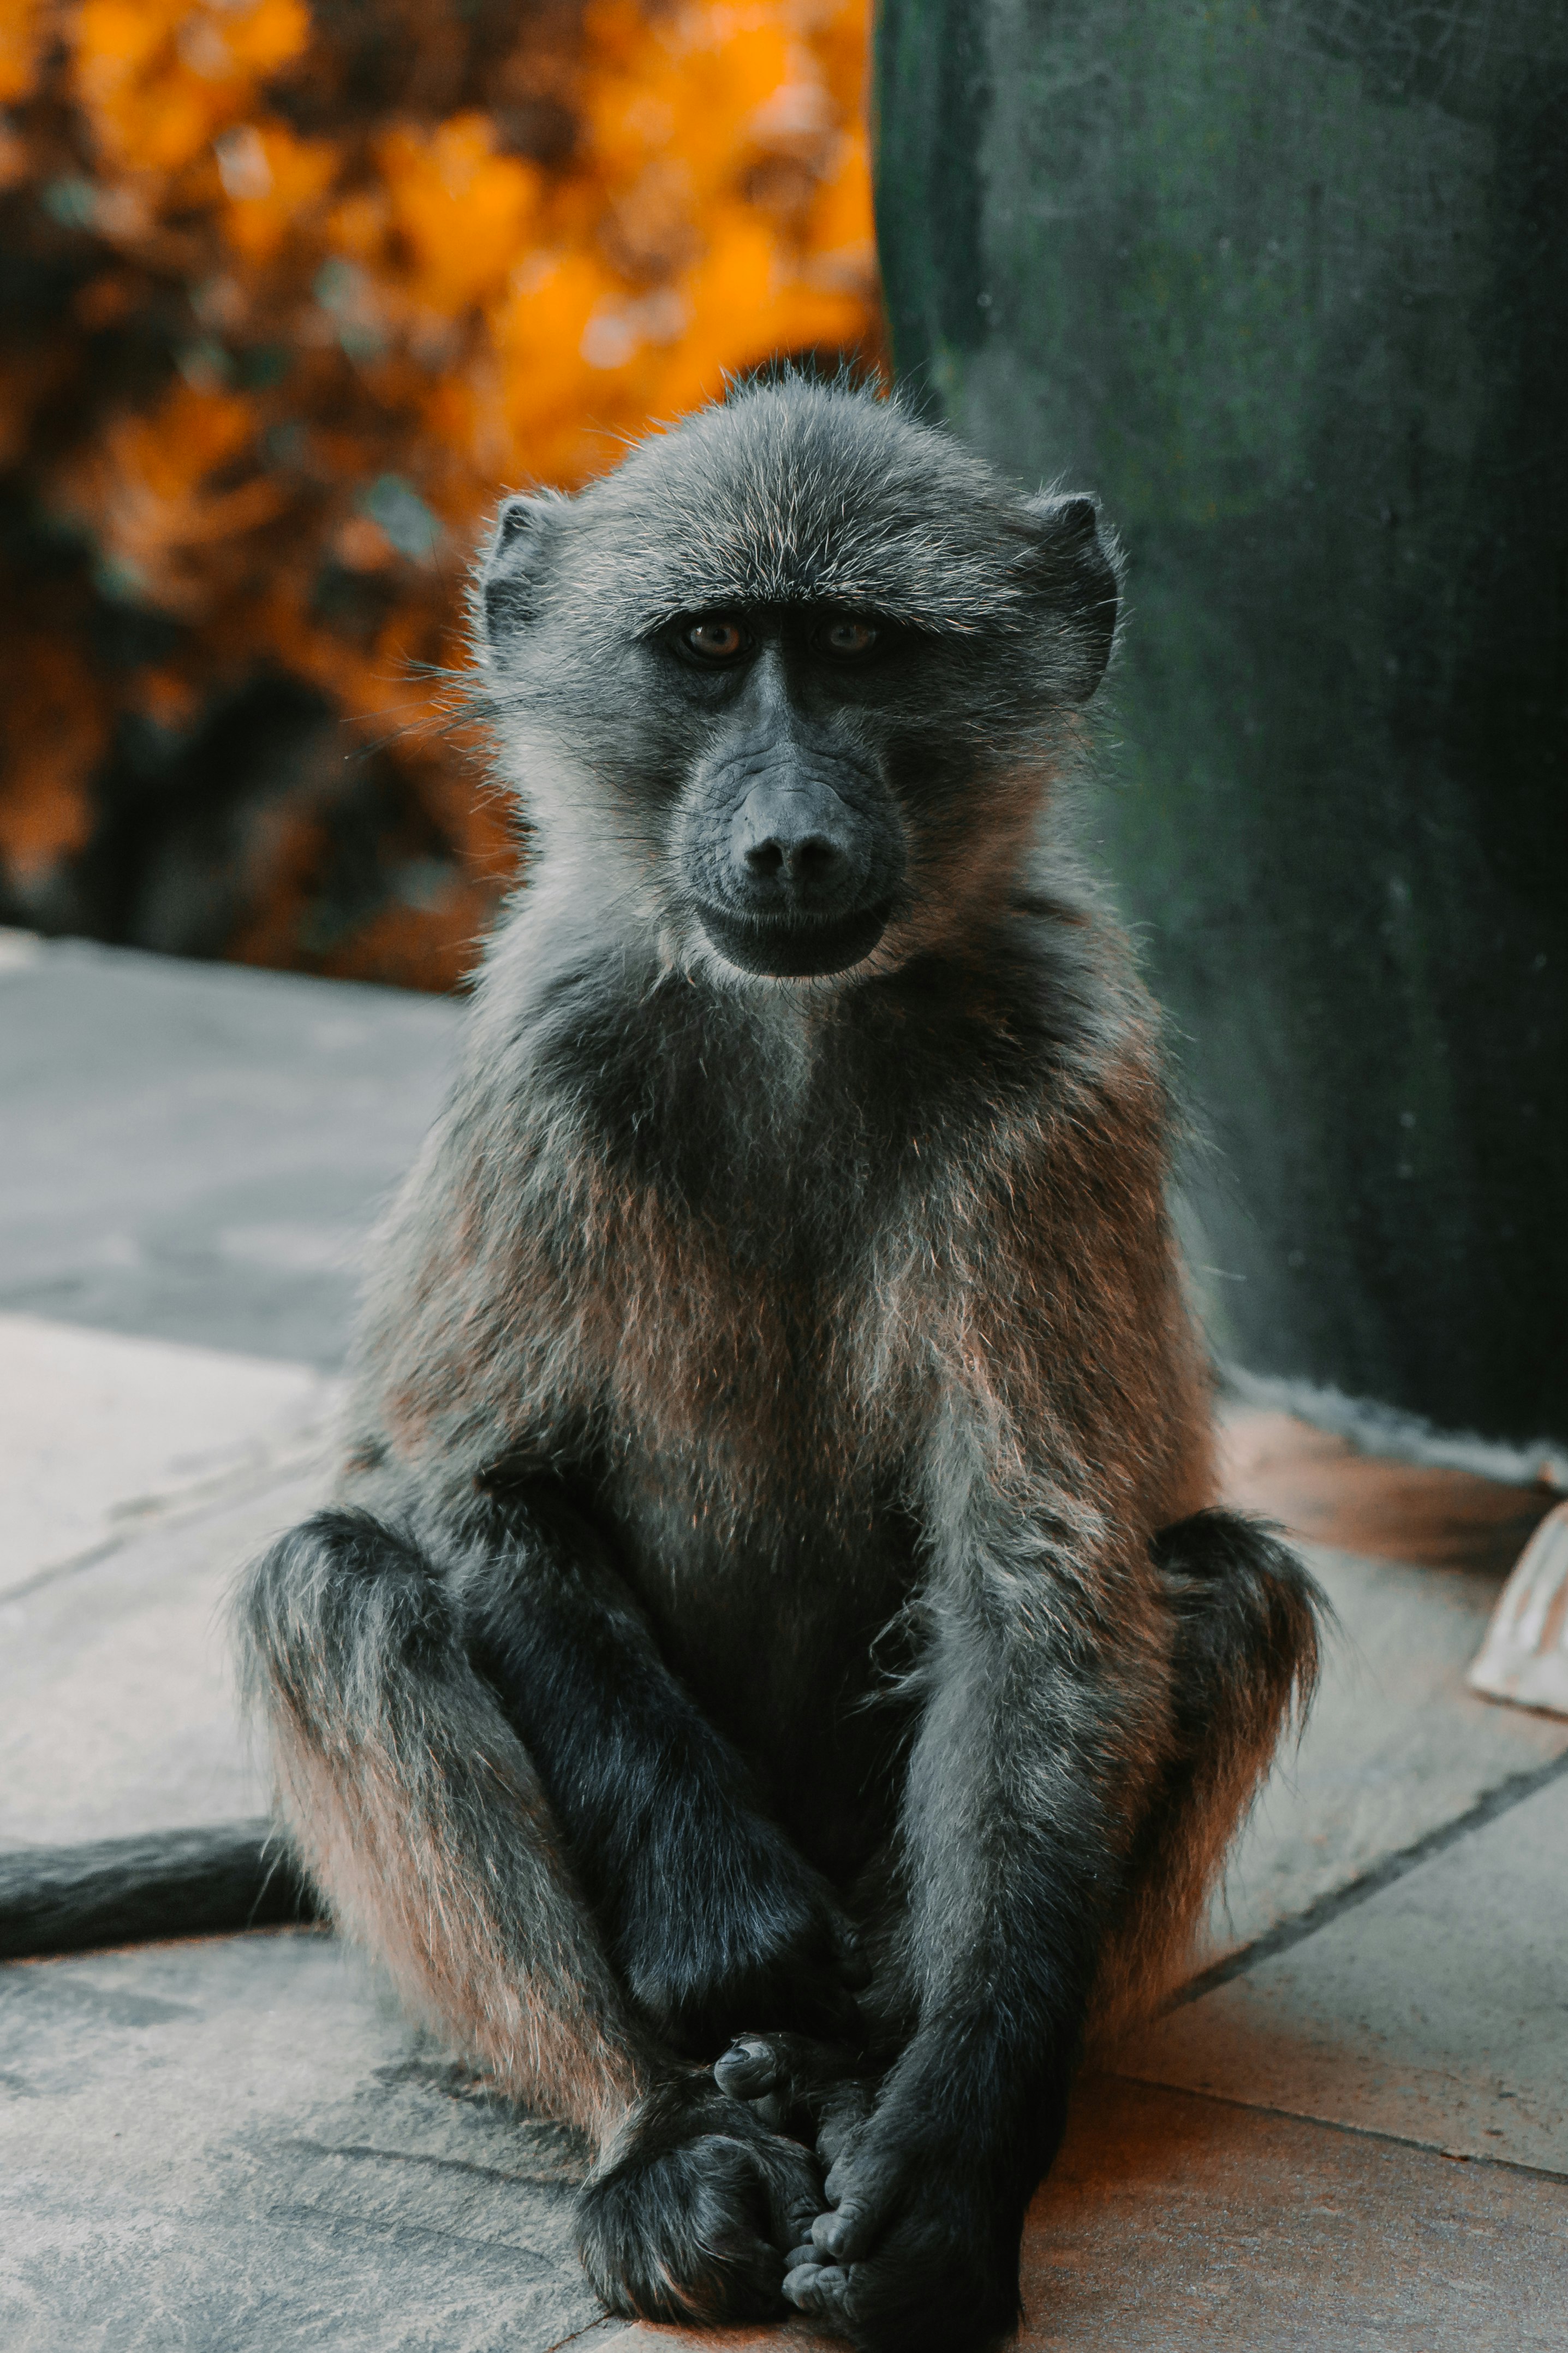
240,376,1321,2352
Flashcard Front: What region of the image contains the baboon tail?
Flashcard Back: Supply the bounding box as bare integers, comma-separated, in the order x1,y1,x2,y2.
1155,1505,1326,1764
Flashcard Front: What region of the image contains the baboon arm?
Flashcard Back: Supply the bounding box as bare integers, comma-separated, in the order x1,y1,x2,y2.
893,1416,1160,2145
883,1065,1197,2097
462,1499,852,2043
788,1409,1165,2337
783,1410,1174,2348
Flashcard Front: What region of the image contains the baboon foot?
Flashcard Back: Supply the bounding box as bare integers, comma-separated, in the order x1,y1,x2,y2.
576,2071,823,2326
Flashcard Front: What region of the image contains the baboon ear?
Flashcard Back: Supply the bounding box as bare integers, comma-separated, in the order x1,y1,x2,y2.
1020,490,1121,704
479,491,567,646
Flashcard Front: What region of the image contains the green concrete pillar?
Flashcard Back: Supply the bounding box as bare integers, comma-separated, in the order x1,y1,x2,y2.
875,0,1568,1443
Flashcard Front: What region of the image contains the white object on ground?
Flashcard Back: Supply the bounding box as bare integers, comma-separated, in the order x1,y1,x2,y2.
0,926,41,973
1467,1498,1568,1718
0,1312,337,1600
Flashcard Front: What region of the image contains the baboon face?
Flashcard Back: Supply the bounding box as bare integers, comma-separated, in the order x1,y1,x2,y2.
650,604,909,978
477,379,1119,981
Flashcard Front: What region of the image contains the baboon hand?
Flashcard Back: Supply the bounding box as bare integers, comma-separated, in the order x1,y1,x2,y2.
781,2101,1022,2353
714,2028,878,2144
574,2071,823,2327
619,1823,865,2051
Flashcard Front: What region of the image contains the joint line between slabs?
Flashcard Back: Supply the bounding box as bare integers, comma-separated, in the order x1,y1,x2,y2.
1102,2073,1568,2189
1173,1742,1568,2005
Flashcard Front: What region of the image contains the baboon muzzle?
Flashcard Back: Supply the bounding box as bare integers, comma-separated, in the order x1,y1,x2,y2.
686,749,903,979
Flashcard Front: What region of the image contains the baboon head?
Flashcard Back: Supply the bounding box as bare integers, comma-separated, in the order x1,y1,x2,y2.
475,376,1119,982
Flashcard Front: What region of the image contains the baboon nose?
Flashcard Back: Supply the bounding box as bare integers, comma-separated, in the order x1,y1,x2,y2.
744,832,844,884
732,779,858,908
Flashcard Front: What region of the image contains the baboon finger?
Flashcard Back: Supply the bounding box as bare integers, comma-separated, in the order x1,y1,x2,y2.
812,2197,878,2262
715,2029,862,2108
714,2034,786,2101
783,2250,852,2321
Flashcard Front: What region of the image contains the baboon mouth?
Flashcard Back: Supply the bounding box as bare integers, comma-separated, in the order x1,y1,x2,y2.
696,901,891,978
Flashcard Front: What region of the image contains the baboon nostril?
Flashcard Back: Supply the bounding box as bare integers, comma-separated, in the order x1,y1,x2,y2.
743,837,851,889
743,834,843,882
794,836,839,878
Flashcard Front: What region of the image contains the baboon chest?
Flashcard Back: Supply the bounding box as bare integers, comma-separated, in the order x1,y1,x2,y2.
588,1249,920,1878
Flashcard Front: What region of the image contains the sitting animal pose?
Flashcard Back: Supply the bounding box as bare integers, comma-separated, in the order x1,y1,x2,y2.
240,376,1321,2353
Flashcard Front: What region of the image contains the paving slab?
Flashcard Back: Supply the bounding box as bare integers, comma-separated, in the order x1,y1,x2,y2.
14,1933,1561,2353
599,2327,830,2351
1017,2074,1568,2352
0,1312,336,1597
0,1463,324,1850
0,935,460,1367
1122,1767,1568,2172
0,1928,603,2353
4,1458,1563,2348
10,1328,1560,1914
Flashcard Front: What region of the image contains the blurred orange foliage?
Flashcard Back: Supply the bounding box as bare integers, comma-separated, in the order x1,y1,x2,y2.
0,0,879,983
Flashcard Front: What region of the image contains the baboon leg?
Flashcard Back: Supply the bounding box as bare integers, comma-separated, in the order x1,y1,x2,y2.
238,1506,652,2142
238,1505,825,2327
458,1487,860,2053
1092,1507,1326,2035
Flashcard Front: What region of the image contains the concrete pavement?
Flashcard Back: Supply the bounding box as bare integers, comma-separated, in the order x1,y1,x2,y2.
2,938,1565,2350
0,930,458,1366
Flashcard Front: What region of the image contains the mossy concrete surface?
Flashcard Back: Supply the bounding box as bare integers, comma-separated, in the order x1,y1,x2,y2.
874,0,1568,1443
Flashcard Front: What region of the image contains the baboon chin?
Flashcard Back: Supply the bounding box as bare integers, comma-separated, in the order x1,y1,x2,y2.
240,373,1322,2353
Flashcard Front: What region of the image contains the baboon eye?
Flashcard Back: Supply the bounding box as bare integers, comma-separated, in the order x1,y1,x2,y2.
818,618,879,658
682,617,748,662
